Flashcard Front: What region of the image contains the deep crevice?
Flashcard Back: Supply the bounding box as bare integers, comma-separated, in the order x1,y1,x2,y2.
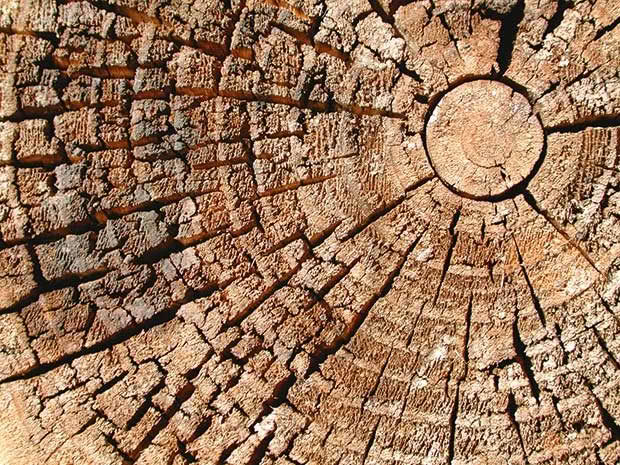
246,431,277,465
367,0,396,26
507,392,530,463
176,439,198,464
336,175,432,243
101,432,135,464
131,382,196,460
0,291,198,384
362,420,380,465
592,327,620,371
462,294,473,378
446,383,460,465
594,15,620,41
511,235,547,327
546,114,620,134
0,266,111,317
438,14,462,62
484,0,525,75
299,226,427,396
541,0,574,45
512,318,541,403
585,380,620,446
94,371,129,396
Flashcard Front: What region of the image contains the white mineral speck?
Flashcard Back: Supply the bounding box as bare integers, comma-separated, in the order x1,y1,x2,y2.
564,268,592,296
415,247,434,262
429,344,447,361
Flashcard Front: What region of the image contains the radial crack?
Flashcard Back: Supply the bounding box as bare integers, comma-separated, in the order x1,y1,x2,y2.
367,0,399,30
540,0,574,45
511,235,547,327
285,224,427,414
462,293,473,378
492,0,525,75
0,284,221,384
446,383,460,465
546,115,620,134
592,327,620,371
594,16,620,41
584,379,620,446
512,317,541,403
506,392,530,463
523,190,599,272
339,176,433,243
362,419,380,465
433,208,461,306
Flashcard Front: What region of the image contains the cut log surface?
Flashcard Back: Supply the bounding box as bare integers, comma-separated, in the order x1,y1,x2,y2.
0,0,619,464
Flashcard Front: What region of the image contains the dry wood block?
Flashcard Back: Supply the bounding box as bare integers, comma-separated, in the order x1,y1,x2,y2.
0,1,619,464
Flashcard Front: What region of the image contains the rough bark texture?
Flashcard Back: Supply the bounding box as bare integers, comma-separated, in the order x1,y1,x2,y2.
0,0,619,464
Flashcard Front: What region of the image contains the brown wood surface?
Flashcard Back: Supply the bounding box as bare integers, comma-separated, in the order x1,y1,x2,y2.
0,0,619,464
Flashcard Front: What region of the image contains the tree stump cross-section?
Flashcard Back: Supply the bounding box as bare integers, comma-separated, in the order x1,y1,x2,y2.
0,0,619,464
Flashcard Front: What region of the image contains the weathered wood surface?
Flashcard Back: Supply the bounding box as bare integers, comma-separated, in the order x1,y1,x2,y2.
0,0,619,464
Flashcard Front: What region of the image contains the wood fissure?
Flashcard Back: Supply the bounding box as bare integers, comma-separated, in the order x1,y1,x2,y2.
0,0,618,464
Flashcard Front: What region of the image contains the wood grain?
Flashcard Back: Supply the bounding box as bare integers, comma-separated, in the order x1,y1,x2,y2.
0,0,619,464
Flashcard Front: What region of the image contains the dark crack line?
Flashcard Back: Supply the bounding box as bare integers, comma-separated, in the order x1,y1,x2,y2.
546,114,620,134
335,226,427,351
94,371,129,397
438,13,463,63
363,0,426,86
367,0,401,34
219,88,407,120
592,326,620,371
540,0,574,46
506,392,530,464
340,175,434,242
246,431,277,465
597,292,620,325
0,284,222,384
594,15,620,41
433,208,461,307
272,22,352,65
132,382,197,461
487,0,525,75
101,432,135,464
0,266,111,317
256,174,339,199
273,224,427,435
522,190,600,272
511,235,547,327
125,375,168,432
594,163,620,173
584,378,620,446
446,293,473,465
553,323,569,365
236,371,305,465
222,251,311,331
462,293,473,379
176,439,198,464
362,419,380,465
360,347,393,413
405,300,427,349
41,416,93,465
0,190,218,255
550,394,568,431
446,383,460,465
512,314,541,403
